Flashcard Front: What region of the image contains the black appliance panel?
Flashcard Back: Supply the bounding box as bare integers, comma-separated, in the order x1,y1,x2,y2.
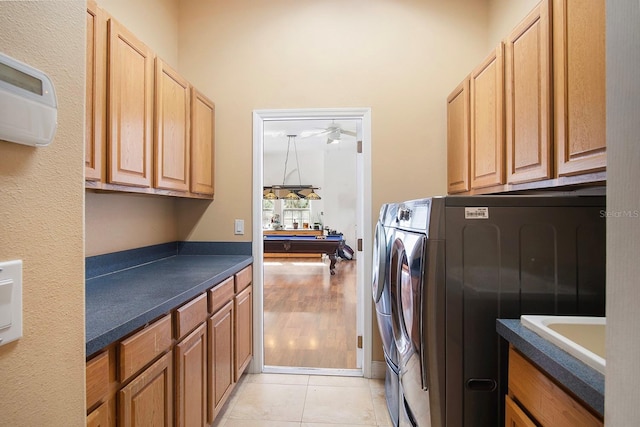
444,201,606,427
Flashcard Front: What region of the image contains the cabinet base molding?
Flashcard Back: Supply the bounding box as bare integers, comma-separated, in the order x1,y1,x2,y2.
86,181,214,200
459,171,605,195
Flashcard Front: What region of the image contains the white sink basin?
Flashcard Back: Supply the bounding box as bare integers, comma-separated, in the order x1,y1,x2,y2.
521,315,606,374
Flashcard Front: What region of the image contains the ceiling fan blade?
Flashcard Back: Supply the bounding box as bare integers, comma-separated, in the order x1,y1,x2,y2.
299,129,331,138
341,129,357,137
264,130,287,138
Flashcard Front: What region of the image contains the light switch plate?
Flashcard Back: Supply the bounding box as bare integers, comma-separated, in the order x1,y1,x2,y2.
0,260,22,346
234,219,244,235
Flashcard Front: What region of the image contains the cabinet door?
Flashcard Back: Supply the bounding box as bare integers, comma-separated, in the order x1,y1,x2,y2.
471,44,505,189
190,89,215,196
119,352,173,427
208,300,234,423
107,19,154,188
85,0,106,181
175,323,207,427
446,78,470,194
234,285,253,380
505,0,552,184
155,58,191,192
87,401,113,427
504,395,536,427
553,0,606,176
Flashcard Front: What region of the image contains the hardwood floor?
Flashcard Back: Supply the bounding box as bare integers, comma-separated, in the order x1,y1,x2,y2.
263,256,358,369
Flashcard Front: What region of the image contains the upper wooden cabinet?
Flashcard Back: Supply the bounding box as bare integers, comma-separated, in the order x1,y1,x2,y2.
107,19,154,188
85,0,106,182
505,0,552,184
553,0,606,176
155,58,191,192
190,89,215,196
446,78,470,194
470,43,505,189
447,0,605,194
84,3,215,200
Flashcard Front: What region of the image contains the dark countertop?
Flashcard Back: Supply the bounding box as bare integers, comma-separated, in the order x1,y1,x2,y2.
86,254,252,357
496,319,604,417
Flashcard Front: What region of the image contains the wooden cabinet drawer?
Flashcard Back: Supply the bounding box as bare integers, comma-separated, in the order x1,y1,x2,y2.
508,346,603,427
175,293,207,339
119,314,172,382
209,276,234,314
234,265,252,293
86,350,110,410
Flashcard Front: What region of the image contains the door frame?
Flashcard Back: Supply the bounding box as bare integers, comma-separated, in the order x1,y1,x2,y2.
251,107,373,377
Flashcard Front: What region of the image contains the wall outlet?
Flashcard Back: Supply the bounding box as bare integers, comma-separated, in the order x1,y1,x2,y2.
234,219,244,235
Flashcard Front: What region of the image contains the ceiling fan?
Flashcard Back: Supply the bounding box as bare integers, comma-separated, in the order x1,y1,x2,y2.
299,122,357,143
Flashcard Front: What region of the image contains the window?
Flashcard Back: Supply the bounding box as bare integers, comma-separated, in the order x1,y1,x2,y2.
263,198,312,229
262,199,275,228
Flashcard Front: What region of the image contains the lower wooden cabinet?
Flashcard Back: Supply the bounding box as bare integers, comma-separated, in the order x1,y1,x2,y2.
234,285,253,380
506,346,603,427
175,323,207,427
87,401,112,427
504,395,536,427
86,265,253,427
208,300,235,422
119,351,173,427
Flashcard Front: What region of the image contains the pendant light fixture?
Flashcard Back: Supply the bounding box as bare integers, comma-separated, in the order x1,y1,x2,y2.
305,189,321,200
263,134,321,200
263,187,278,200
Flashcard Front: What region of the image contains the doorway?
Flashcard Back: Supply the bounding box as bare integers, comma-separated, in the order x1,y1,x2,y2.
252,108,373,377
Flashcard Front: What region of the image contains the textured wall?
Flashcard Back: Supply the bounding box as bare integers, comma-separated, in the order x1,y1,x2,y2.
605,1,640,425
0,1,85,424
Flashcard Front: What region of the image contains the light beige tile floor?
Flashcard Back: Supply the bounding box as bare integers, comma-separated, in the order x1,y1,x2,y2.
213,373,393,427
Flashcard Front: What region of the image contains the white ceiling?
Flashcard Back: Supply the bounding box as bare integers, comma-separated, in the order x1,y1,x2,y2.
263,119,358,153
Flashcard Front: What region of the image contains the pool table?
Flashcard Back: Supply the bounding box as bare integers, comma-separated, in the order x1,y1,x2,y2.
263,234,344,275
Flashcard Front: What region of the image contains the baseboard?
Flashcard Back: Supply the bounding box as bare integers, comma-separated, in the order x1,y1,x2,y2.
370,360,386,379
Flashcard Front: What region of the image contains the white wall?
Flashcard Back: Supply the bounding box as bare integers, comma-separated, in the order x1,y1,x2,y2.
605,1,640,425
324,140,358,251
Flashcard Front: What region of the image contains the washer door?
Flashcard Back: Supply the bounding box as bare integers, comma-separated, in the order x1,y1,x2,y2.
372,221,388,303
390,236,411,359
391,232,427,363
